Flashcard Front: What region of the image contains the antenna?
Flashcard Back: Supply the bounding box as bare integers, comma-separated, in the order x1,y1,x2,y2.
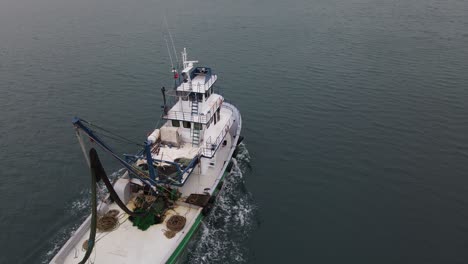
164,16,180,69
164,36,174,69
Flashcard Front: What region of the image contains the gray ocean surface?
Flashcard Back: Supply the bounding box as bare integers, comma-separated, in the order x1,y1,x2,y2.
1,0,468,263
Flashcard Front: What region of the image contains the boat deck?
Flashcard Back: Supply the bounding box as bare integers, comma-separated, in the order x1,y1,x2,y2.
51,48,242,264
176,74,217,93
54,202,202,264
159,105,233,158
152,143,199,162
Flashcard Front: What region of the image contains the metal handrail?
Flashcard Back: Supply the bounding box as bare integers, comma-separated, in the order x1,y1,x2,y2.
163,111,207,123
178,74,217,92
163,97,224,124
202,117,234,157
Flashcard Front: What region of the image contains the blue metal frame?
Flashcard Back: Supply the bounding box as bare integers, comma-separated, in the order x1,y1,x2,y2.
190,67,212,83
72,117,146,179
73,117,200,187
144,141,157,182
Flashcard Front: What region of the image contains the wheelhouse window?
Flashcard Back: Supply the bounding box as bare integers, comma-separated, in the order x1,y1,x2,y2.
183,121,191,128
205,87,212,98
172,120,180,127
182,72,189,83
209,160,215,167
194,123,202,130
177,91,190,101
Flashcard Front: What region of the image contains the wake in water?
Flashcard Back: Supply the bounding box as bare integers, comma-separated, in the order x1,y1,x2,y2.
41,169,126,263
185,143,257,264
42,145,256,264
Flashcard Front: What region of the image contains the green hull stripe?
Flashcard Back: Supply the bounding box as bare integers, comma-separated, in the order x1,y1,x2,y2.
166,213,204,264
166,161,232,263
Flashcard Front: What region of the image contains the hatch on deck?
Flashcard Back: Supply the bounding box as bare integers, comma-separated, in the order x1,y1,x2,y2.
185,193,211,207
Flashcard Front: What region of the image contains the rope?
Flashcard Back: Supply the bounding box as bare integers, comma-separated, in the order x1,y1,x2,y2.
90,148,148,217
97,215,119,232
95,132,144,147
76,130,90,167
80,119,143,147
106,209,120,218
92,213,129,247
164,230,176,239
164,15,180,69
79,148,152,263
85,133,149,180
166,215,186,231
164,36,174,69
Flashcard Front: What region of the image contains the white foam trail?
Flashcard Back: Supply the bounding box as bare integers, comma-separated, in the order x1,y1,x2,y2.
43,145,255,264
41,168,126,263
186,143,256,263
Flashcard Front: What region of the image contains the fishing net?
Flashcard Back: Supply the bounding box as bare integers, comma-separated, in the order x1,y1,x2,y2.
130,208,158,231
130,198,167,231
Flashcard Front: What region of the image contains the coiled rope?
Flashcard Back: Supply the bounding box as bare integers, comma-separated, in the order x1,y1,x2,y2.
97,215,119,232
78,148,150,264
166,215,186,231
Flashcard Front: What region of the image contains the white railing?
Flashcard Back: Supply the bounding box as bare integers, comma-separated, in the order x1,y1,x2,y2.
202,117,234,157
178,75,217,92
163,111,208,123
163,97,223,124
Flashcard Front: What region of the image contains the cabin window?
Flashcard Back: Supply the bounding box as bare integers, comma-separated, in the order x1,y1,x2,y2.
216,108,221,122
189,93,196,101
197,93,203,102
177,91,190,101
182,72,189,83
209,159,216,167
205,88,211,98
194,123,202,130
213,115,217,125
172,120,180,127
183,121,191,128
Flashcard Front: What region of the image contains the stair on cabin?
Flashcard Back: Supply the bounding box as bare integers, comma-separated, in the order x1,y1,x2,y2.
190,93,200,146
191,128,200,147
191,95,199,115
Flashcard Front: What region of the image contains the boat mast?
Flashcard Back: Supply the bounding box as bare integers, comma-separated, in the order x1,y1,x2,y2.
182,48,198,69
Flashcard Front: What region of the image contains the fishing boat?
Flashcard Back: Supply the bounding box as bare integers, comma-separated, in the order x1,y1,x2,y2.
50,48,243,264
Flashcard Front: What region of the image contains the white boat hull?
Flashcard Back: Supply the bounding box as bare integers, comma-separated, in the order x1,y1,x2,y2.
50,103,242,264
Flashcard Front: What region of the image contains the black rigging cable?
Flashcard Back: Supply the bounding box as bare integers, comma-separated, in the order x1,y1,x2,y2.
79,148,149,264
90,148,149,217
80,119,144,147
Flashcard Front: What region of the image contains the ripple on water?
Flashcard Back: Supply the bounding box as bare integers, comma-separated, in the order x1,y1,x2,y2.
41,145,256,264
185,144,256,264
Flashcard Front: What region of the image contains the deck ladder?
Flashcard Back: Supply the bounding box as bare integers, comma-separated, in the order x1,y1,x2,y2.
191,92,200,147
191,96,199,115
191,128,200,147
